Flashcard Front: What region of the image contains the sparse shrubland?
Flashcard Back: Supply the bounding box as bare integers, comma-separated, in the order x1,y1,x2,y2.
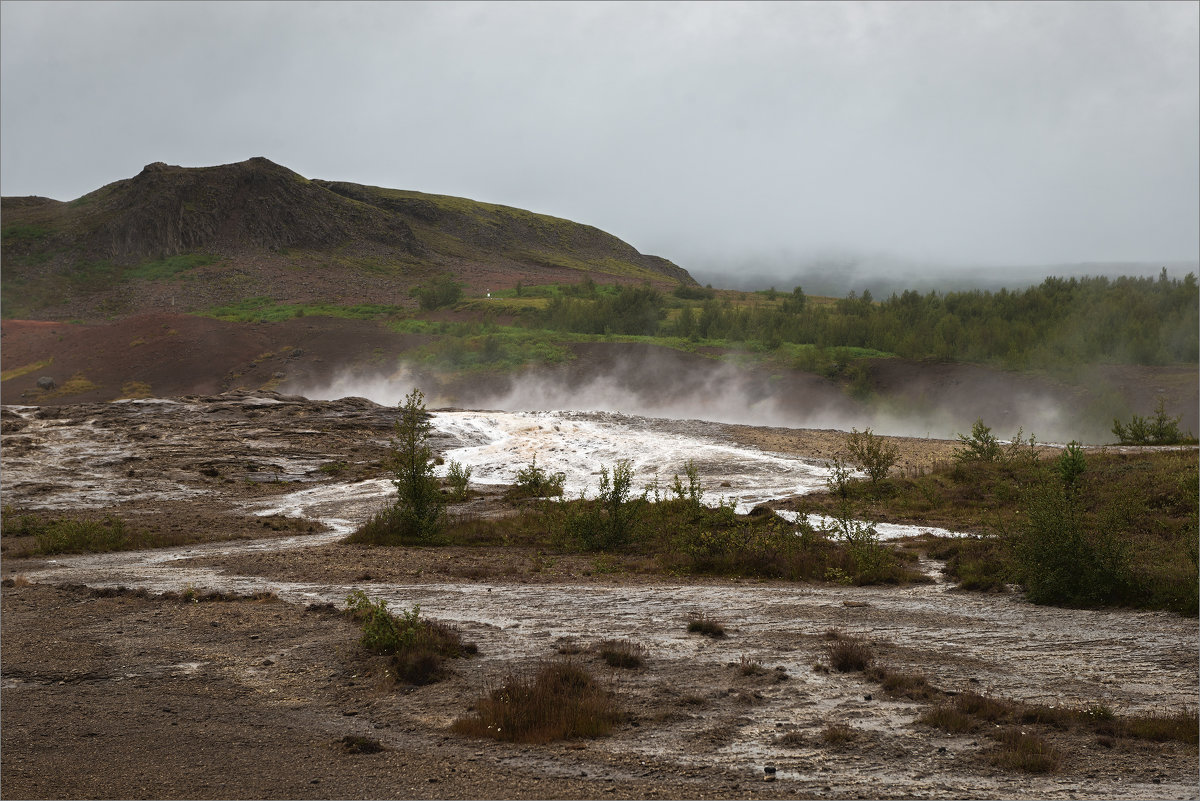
797,423,1198,615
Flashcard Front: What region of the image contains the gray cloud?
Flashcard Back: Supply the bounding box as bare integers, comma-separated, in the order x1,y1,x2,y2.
2,1,1196,277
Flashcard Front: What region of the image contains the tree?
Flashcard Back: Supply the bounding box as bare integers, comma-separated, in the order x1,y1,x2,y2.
953,419,1002,463
385,389,445,541
845,427,899,483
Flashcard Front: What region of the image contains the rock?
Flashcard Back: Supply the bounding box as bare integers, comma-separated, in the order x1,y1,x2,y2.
36,376,55,390
764,765,777,774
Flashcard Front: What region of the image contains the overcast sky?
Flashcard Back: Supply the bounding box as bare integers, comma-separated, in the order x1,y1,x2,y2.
2,1,1197,279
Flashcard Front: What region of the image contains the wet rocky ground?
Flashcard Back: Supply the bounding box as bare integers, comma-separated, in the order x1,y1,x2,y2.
2,392,1197,799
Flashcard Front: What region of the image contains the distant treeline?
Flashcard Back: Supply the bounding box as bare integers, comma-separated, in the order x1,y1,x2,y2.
539,271,1198,368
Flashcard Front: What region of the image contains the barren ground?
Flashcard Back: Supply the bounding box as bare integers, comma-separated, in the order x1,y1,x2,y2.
1,393,1196,800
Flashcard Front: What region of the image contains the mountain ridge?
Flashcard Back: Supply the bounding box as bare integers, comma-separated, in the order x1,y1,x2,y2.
1,157,694,319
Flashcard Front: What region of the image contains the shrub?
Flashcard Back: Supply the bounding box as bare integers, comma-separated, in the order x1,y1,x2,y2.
920,705,977,733
846,427,899,483
513,455,566,498
564,460,642,551
446,460,472,501
411,274,463,310
344,590,471,685
596,639,647,669
1112,397,1195,445
954,419,1003,463
820,724,857,744
738,656,767,676
671,460,704,509
452,661,620,743
1012,451,1132,607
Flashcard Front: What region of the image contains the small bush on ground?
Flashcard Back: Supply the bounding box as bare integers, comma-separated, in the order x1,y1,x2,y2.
738,656,767,676
825,633,874,672
820,724,857,744
954,419,1003,463
446,460,472,501
596,639,648,669
345,590,472,685
411,274,464,310
563,460,642,551
512,455,566,498
1013,446,1132,607
452,661,620,743
990,728,1062,773
686,612,726,637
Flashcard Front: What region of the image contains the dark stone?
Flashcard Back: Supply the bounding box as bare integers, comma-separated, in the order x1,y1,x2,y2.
36,376,55,390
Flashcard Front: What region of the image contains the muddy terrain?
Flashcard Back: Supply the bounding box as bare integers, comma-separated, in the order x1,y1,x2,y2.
2,393,1197,800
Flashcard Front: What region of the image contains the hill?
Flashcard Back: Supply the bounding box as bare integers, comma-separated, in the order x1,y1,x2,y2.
0,157,694,320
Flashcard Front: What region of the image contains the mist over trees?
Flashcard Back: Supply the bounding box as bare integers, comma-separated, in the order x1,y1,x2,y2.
537,271,1198,369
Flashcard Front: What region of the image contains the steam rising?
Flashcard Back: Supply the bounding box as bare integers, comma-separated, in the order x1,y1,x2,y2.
290,352,1097,444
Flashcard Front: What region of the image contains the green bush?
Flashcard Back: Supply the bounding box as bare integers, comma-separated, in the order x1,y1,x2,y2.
845,427,899,483
954,419,1003,463
1112,398,1195,445
1012,448,1132,606
411,274,464,310
446,460,472,501
563,460,642,550
345,590,473,685
512,455,566,498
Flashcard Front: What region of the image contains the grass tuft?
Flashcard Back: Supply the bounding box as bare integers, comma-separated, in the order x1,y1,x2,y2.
825,633,874,672
686,612,727,638
990,728,1062,773
452,661,620,744
596,639,647,669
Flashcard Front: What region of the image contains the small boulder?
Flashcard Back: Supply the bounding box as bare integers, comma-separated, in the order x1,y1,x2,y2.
36,376,55,391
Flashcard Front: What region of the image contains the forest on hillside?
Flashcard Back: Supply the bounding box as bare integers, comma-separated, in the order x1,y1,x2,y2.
539,270,1199,369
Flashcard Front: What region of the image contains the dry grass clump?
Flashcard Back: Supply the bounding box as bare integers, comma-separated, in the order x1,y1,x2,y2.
820,723,858,744
990,728,1062,773
686,612,727,638
776,731,806,747
340,735,384,754
824,630,874,672
452,661,621,744
1124,711,1199,743
919,704,977,733
738,656,768,676
596,639,648,669
867,667,938,700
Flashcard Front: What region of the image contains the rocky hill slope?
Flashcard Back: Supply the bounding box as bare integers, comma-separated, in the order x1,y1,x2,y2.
1,158,694,319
